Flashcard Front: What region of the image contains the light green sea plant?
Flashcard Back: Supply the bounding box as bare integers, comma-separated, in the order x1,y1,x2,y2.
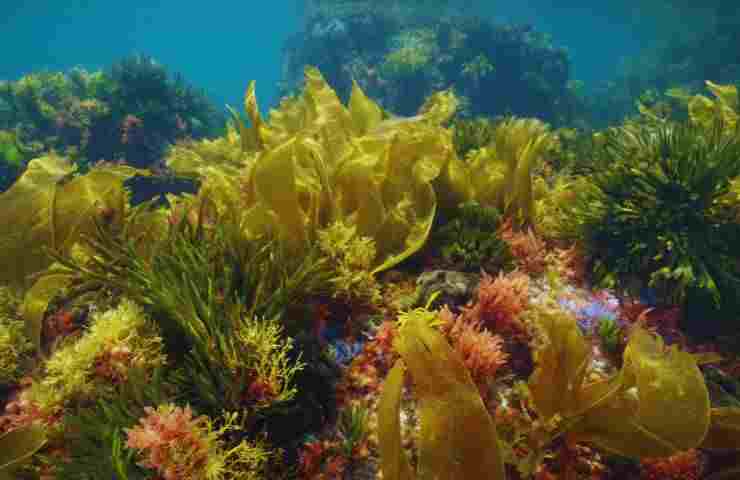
0,287,32,386
26,299,165,414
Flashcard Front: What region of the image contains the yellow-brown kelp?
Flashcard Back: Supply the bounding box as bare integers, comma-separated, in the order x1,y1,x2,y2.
377,306,506,480
0,154,158,350
167,67,459,274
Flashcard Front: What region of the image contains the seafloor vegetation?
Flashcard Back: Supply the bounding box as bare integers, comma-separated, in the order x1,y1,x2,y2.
0,54,223,190
2,2,740,476
1,60,740,479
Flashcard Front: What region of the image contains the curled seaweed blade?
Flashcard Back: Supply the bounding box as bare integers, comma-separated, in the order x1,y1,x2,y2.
0,157,146,290
689,81,739,131
706,80,738,108
377,360,415,480
393,311,506,480
576,327,710,458
529,307,592,420
0,154,74,289
417,89,459,126
243,80,264,150
53,165,146,254
170,68,458,273
252,139,309,248
20,269,72,352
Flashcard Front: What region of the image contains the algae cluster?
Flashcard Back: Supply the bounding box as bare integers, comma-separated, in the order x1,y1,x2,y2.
0,66,739,480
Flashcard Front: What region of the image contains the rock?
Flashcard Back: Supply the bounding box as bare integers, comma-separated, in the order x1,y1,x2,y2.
414,269,479,311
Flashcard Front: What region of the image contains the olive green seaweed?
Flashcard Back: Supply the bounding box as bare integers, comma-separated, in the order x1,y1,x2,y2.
688,80,738,132
167,67,459,274
529,305,711,459
0,153,150,350
378,307,506,480
0,425,47,479
0,154,149,289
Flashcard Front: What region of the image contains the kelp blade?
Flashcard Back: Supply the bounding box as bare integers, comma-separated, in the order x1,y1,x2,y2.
576,328,710,458
377,360,415,480
394,312,506,480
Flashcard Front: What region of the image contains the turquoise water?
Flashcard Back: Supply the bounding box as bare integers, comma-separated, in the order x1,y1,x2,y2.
0,1,302,111
0,1,704,111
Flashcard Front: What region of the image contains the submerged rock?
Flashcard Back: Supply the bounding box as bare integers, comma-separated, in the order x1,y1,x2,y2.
414,269,479,311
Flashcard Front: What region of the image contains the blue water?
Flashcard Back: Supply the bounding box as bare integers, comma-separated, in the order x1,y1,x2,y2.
0,1,302,113
0,1,701,111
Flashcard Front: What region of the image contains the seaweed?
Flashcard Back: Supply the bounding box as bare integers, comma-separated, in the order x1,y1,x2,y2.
0,425,47,480
47,368,171,480
377,306,506,480
459,117,558,229
431,200,514,273
569,120,740,331
451,116,496,159
168,67,459,274
528,304,711,461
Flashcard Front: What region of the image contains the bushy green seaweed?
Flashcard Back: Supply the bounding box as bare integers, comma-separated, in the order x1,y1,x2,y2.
52,209,316,417
570,121,740,315
337,402,371,458
0,57,223,171
431,200,514,272
596,317,622,356
0,130,28,192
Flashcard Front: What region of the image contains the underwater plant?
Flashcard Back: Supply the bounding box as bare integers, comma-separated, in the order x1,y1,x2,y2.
499,219,548,276
377,305,506,480
378,292,723,479
439,306,509,400
0,152,165,356
168,67,459,274
0,425,47,479
688,82,738,133
336,402,371,458
0,57,222,173
48,368,172,480
0,153,152,291
0,288,32,387
55,215,310,416
451,116,497,159
0,130,25,191
462,270,530,335
102,54,222,168
285,10,574,123
125,405,271,480
596,317,623,356
317,221,383,306
461,117,558,229
23,299,165,415
380,28,437,78
532,174,600,242
569,121,740,327
430,200,514,272
525,302,711,471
